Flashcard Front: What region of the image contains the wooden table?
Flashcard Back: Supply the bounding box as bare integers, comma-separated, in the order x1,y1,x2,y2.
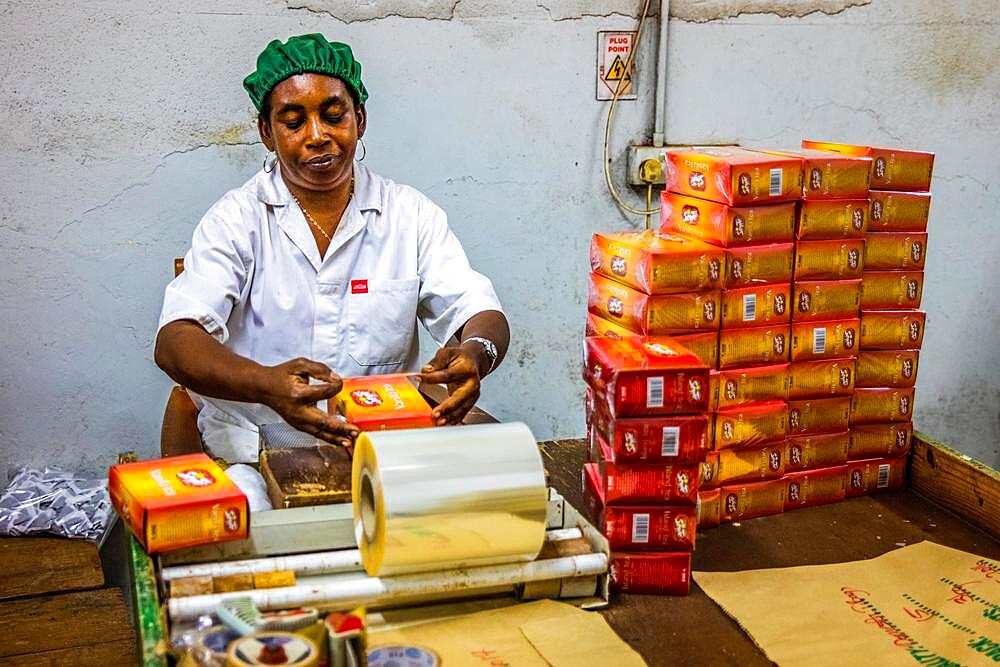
540,437,1000,666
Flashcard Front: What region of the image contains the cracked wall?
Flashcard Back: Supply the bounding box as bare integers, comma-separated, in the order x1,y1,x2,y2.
0,0,998,479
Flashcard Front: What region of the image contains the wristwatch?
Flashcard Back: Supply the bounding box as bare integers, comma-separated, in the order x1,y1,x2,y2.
464,336,498,374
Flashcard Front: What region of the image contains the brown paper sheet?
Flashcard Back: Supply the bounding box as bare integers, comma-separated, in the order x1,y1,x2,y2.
368,599,646,666
695,541,1000,666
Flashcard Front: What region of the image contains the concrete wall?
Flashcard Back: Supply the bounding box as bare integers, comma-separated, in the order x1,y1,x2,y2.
1,0,997,479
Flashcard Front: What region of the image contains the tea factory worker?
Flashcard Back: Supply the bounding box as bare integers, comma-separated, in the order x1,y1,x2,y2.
154,34,509,463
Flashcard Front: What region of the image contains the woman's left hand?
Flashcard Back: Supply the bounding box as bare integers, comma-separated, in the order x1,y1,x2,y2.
418,343,488,425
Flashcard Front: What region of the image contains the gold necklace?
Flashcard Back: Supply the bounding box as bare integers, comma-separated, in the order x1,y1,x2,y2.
291,177,355,241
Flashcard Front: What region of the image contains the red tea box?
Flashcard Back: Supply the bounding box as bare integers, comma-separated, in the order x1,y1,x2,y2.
864,232,928,271
856,349,919,388
868,191,931,232
794,239,865,280
796,199,869,239
589,405,710,465
848,423,913,460
716,442,786,485
724,243,795,288
787,396,852,435
787,358,856,399
698,488,722,528
845,457,907,497
720,480,786,522
665,146,803,205
659,192,796,247
720,284,791,329
588,272,721,334
713,401,788,449
792,280,861,322
859,310,926,350
718,324,790,369
609,551,692,595
859,271,924,310
785,465,848,510
672,331,720,369
596,458,700,506
590,231,725,294
850,387,915,425
789,318,860,362
700,451,720,490
802,141,933,192
753,148,871,199
785,431,850,472
712,364,790,410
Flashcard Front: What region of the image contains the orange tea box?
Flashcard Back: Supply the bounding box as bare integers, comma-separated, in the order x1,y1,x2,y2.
720,284,791,329
869,191,931,232
792,280,861,322
108,454,249,553
716,442,786,485
860,310,926,349
590,231,725,294
698,488,722,528
596,458,700,506
787,396,852,435
659,192,795,247
713,364,789,410
785,465,848,510
584,464,697,551
713,401,788,450
789,318,860,362
672,331,720,369
584,335,710,417
590,404,710,466
785,431,850,472
609,551,692,596
794,239,865,280
850,387,915,425
864,232,928,271
720,479,786,522
335,374,435,431
665,146,803,205
849,423,912,460
802,141,934,192
846,457,907,497
856,349,919,388
753,148,870,199
860,270,923,310
788,358,856,399
796,199,869,240
585,312,636,339
717,324,790,369
588,272,721,335
725,243,795,288
700,451,721,490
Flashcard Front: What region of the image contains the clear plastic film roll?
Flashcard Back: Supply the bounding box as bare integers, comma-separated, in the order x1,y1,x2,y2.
352,422,548,577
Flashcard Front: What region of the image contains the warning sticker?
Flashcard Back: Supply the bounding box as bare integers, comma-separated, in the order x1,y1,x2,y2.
597,31,637,101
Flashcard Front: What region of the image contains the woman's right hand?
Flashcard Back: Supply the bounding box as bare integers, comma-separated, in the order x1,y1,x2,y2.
257,358,359,447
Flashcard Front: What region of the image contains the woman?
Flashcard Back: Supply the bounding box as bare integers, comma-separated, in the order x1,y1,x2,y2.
155,34,509,463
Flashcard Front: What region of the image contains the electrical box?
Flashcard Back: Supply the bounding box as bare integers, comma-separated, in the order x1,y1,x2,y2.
626,145,667,186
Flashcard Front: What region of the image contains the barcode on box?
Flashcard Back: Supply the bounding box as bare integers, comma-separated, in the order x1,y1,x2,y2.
661,426,680,457
632,513,650,544
877,463,890,488
743,293,757,321
813,327,827,355
769,168,783,196
647,377,665,408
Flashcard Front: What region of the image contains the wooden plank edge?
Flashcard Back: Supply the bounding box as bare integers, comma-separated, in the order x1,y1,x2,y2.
909,430,1000,541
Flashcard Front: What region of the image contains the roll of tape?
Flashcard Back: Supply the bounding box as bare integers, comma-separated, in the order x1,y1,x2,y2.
352,422,548,576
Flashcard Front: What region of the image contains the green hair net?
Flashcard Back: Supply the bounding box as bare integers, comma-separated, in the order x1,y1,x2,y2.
243,34,369,112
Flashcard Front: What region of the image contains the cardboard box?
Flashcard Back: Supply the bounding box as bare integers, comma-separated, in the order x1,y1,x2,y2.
753,148,871,199
596,457,701,506
789,318,860,362
720,480,786,522
724,243,795,288
584,335,711,417
850,387,916,425
845,457,907,497
713,401,788,450
849,423,913,460
672,331,720,369
700,451,721,490
787,396,852,435
712,363,790,409
802,141,934,192
784,465,848,510
856,349,919,388
588,272,721,334
589,403,710,465
720,284,791,329
864,232,928,271
698,488,722,528
590,231,726,294
659,192,796,247
794,239,865,280
609,551,692,595
585,312,637,339
859,271,924,310
859,310,926,350
584,464,697,550
787,358,856,399
665,146,804,205
717,442,786,485
108,454,249,553
717,324,790,369
792,280,862,322
785,431,850,472
868,191,931,232
335,375,435,431
796,199,870,239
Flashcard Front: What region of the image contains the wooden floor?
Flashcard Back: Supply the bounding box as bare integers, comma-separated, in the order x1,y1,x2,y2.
540,439,1000,667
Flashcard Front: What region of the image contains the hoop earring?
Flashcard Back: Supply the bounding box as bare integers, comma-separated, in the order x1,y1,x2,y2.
357,138,367,161
263,151,276,173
